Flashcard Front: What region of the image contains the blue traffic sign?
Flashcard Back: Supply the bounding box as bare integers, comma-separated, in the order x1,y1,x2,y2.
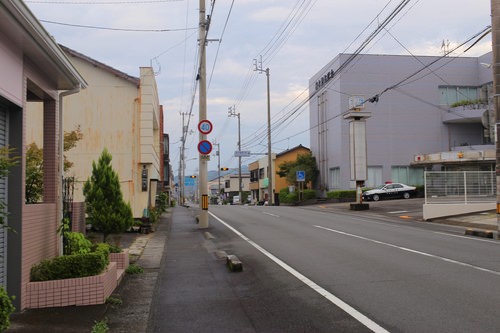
296,170,306,182
198,140,212,155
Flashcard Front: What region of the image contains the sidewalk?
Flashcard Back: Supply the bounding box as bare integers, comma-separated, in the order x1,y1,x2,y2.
7,211,170,333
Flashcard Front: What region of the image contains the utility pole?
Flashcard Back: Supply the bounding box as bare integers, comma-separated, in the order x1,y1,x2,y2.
180,112,189,206
228,105,242,204
492,0,500,237
213,140,221,203
254,57,273,205
198,0,209,228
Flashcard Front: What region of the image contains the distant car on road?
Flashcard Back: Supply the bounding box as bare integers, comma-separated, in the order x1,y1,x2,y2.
362,183,416,201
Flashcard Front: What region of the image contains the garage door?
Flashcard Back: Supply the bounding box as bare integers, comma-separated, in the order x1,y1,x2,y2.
0,100,8,288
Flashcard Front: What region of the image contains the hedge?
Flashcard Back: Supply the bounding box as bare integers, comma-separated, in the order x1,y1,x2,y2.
326,190,356,199
30,244,110,282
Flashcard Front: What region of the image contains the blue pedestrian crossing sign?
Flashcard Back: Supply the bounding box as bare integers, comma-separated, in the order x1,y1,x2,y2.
296,170,306,182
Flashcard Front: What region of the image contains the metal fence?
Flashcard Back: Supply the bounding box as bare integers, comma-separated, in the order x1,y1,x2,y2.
425,171,496,204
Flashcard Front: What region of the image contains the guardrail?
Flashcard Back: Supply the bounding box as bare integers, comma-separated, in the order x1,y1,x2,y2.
424,171,495,204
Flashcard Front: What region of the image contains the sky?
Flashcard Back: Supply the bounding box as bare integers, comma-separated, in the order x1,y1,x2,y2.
25,0,492,177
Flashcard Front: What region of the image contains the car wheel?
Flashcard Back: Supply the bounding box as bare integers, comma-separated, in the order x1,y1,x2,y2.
372,194,380,201
403,192,410,199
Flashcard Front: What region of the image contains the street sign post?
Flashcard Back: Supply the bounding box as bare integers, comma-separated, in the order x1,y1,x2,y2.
296,170,306,182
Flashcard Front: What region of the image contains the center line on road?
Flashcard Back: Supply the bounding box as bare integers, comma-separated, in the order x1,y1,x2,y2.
209,211,389,333
388,210,408,214
262,212,280,218
315,225,500,277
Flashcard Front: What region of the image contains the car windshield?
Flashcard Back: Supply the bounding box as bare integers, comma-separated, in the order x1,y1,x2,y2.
375,185,386,189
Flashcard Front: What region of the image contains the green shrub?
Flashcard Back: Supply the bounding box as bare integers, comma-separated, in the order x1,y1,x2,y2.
105,296,122,306
303,189,316,200
126,263,144,275
65,231,92,255
91,319,109,333
30,244,110,282
106,243,122,254
326,190,356,199
0,287,15,332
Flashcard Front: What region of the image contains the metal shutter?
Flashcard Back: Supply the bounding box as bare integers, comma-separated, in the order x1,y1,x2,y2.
0,99,8,287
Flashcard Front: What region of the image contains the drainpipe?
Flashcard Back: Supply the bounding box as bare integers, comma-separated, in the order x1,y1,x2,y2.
58,85,81,255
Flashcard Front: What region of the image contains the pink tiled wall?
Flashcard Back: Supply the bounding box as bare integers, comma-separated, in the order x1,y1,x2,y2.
22,204,58,310
109,249,129,270
71,202,86,233
26,262,117,309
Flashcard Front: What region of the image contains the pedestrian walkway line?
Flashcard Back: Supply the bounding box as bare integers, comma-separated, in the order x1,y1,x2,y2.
209,211,389,333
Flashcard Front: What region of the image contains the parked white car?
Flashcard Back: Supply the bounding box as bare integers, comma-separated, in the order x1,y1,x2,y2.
362,183,416,201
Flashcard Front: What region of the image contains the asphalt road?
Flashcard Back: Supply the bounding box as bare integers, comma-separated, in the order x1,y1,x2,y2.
206,202,500,333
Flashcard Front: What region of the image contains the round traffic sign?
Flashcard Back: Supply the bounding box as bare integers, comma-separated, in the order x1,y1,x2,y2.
198,140,212,155
198,120,213,135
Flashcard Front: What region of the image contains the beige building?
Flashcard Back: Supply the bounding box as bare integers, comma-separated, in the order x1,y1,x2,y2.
248,153,276,203
27,46,161,219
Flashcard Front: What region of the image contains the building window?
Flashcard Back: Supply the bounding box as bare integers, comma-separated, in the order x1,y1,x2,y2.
259,168,264,179
329,167,340,189
366,166,383,187
439,86,479,106
225,180,230,188
391,166,424,186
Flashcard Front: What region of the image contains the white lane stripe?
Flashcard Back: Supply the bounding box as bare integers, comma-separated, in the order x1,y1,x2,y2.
262,212,280,218
209,211,389,333
315,225,500,277
388,211,408,214
433,231,500,244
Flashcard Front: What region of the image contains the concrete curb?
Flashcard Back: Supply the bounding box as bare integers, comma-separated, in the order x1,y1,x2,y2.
226,254,243,272
465,228,494,238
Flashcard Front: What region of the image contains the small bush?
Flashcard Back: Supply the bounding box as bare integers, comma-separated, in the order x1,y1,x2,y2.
105,296,122,306
326,190,356,199
126,263,144,275
106,243,122,254
65,232,92,255
0,287,15,332
303,189,316,200
30,243,111,282
91,319,109,333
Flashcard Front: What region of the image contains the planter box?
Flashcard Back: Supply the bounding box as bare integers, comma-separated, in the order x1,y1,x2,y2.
26,262,118,309
109,249,129,270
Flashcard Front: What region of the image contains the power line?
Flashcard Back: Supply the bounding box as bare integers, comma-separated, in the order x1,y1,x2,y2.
39,19,196,32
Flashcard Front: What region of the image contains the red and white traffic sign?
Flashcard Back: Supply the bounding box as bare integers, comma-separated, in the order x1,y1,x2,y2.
198,140,212,155
198,120,213,135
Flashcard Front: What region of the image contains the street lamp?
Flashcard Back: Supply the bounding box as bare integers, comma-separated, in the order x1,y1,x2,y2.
228,105,242,204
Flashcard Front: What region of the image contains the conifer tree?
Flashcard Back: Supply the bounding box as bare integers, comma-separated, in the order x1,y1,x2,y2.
83,149,133,242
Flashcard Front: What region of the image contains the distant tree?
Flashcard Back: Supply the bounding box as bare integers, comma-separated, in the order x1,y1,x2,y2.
83,149,133,242
25,127,83,203
276,152,319,189
63,125,83,172
25,143,43,204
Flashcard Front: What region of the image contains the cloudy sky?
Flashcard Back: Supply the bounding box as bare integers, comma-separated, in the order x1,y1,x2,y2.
26,0,492,176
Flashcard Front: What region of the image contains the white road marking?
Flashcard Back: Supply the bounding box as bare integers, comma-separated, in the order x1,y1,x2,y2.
388,210,409,214
262,211,280,218
433,231,500,244
315,225,500,277
209,211,389,333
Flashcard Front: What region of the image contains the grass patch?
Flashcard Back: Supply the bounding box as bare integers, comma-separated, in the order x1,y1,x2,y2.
125,263,144,274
